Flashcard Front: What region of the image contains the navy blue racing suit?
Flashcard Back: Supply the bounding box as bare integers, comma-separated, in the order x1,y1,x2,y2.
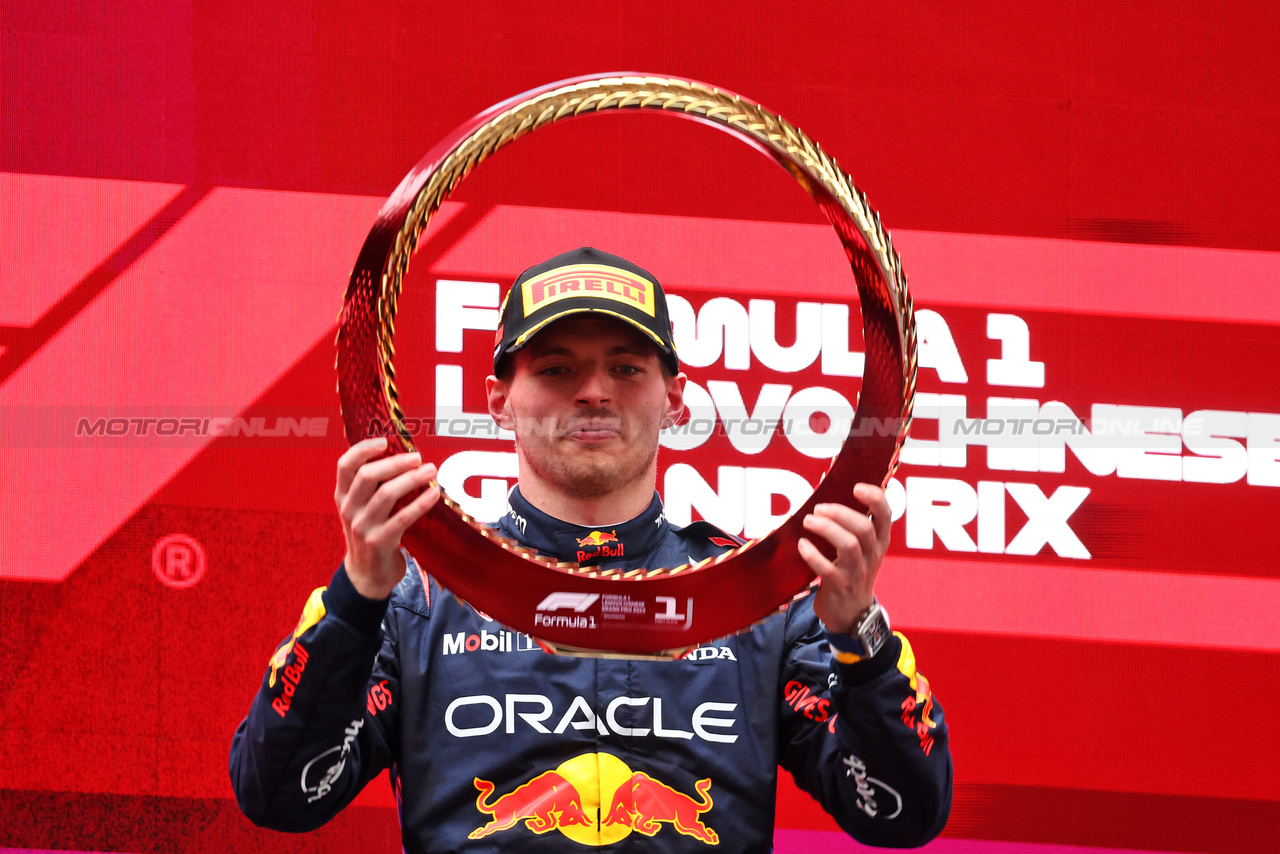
229,488,951,851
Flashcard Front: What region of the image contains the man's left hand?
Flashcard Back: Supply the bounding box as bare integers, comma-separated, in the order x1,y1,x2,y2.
798,483,892,635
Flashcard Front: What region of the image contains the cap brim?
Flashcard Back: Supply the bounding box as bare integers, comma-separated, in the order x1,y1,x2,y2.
505,307,677,373
510,307,667,351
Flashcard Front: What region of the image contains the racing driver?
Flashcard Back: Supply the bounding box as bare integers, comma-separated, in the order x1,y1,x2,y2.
230,247,952,851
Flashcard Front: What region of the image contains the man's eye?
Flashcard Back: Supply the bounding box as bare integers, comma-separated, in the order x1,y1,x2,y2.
539,365,567,377
615,364,642,376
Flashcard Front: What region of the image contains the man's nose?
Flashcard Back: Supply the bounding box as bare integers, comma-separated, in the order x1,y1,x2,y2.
574,365,612,404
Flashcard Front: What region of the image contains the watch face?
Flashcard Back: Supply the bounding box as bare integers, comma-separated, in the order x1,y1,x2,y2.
859,607,891,657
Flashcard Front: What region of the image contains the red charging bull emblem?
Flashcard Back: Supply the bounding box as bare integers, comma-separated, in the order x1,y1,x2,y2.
575,529,624,562
470,751,718,845
470,770,592,838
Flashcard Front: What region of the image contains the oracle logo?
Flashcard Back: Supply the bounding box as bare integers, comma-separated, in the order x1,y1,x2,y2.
444,693,738,743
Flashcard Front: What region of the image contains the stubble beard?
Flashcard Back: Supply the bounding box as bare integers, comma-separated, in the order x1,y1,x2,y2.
519,421,660,499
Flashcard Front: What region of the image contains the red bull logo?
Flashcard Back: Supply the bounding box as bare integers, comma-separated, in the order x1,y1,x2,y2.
895,633,939,756
268,586,326,687
603,771,718,844
469,752,718,845
576,530,618,548
469,770,592,838
575,530,624,562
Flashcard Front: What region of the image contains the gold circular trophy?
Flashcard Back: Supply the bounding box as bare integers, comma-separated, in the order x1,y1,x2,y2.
337,74,917,658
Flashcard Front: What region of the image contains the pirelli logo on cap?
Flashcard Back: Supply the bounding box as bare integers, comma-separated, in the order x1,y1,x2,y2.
520,264,656,318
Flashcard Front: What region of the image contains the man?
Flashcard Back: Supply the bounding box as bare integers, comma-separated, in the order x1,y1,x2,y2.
230,247,951,851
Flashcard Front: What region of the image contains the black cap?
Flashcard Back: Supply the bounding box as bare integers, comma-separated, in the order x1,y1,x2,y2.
492,247,680,375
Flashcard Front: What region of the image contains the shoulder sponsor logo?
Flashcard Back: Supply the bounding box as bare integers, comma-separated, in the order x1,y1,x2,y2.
896,633,940,756
444,693,738,744
267,586,326,687
301,718,363,803
366,679,393,716
270,642,309,718
783,680,831,723
842,754,903,820
267,587,327,717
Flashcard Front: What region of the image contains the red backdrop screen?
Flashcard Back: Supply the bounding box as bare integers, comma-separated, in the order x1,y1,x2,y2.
2,3,1278,852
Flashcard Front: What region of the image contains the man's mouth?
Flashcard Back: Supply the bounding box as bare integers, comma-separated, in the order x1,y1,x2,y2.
563,419,621,442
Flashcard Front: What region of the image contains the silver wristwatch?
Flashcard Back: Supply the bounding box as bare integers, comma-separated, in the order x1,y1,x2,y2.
852,601,892,658
825,600,892,662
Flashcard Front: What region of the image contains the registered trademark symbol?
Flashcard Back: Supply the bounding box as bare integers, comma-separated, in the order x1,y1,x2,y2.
152,533,206,589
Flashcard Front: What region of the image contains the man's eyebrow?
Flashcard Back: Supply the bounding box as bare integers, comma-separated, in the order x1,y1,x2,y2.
526,345,574,359
605,343,657,358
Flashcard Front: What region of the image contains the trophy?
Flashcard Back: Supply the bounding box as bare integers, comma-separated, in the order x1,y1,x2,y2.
337,74,916,658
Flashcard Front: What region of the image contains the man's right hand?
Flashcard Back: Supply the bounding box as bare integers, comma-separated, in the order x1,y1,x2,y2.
335,437,440,600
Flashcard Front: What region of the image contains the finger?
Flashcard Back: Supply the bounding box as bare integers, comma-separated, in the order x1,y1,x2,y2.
383,481,441,539
796,536,838,580
803,509,865,556
812,500,875,534
362,463,437,525
813,495,882,560
343,452,424,516
336,437,389,497
853,483,893,551
815,501,879,564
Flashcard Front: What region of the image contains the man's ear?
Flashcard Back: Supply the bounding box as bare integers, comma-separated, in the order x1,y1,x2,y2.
486,375,515,431
661,371,688,430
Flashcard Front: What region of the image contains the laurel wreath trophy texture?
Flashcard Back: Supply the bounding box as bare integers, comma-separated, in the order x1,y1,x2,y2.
337,73,917,658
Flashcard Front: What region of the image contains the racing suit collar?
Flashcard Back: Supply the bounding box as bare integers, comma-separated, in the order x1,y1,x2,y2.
499,487,670,565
